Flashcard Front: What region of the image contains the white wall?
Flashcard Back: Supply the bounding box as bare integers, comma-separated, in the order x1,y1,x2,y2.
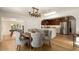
24,16,43,32
44,9,79,34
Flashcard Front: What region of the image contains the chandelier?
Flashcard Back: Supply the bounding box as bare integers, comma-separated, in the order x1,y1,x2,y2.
29,7,41,17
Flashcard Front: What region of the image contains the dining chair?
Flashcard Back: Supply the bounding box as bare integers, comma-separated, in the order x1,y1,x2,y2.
43,28,56,47
20,32,31,46
43,30,52,47
31,30,44,48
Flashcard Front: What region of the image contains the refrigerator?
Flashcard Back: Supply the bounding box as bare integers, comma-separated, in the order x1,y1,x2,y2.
60,22,67,34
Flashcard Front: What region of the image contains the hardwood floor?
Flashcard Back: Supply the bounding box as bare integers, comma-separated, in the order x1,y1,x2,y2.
0,34,79,51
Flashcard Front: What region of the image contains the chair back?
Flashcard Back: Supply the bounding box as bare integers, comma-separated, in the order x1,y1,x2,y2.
44,30,52,40
31,31,43,48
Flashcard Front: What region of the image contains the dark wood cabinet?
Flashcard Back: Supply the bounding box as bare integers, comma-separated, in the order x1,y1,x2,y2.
41,16,71,25
42,20,60,25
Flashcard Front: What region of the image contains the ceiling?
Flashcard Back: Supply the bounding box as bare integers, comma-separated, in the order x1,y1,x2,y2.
0,7,79,17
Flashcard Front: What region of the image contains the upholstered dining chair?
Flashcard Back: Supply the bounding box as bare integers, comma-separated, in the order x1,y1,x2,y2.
31,30,44,48
43,28,56,47
43,30,52,47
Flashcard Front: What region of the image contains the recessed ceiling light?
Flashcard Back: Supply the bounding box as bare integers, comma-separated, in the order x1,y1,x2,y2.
44,11,56,16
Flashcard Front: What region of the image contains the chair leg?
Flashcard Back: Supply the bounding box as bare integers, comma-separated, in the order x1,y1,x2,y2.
29,38,32,51
49,40,51,47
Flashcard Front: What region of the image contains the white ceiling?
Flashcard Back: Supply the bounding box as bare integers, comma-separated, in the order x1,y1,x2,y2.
0,7,79,17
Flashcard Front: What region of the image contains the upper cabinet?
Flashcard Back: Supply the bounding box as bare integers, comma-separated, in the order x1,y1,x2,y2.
41,16,76,28
42,19,60,25
41,16,74,25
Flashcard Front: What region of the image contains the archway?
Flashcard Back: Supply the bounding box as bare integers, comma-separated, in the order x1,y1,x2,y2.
41,16,76,35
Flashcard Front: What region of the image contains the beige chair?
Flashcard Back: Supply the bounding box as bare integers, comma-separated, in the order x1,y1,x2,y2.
43,28,56,47
43,30,52,47
31,30,44,48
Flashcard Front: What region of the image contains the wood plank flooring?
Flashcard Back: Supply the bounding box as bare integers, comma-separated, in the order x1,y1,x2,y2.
0,35,79,51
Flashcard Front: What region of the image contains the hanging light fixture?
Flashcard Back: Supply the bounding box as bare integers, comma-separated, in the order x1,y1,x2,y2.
29,7,41,17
